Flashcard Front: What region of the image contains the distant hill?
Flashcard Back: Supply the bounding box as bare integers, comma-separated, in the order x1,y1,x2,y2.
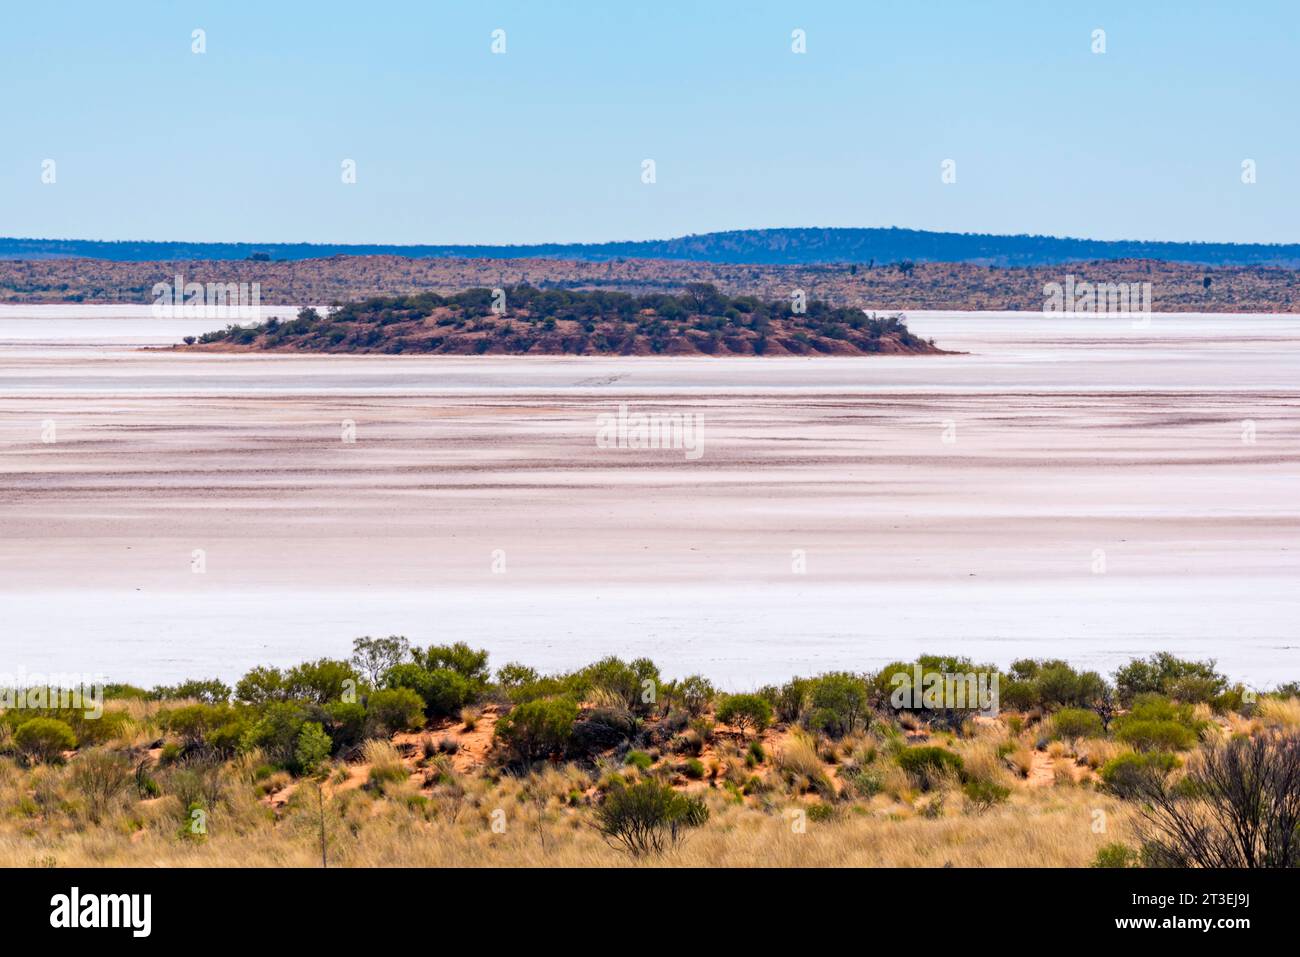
5,228,1300,267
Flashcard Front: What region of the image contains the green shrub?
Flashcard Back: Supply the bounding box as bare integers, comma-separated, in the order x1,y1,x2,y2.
593,779,708,855
1113,696,1203,752
842,765,884,799
234,666,286,704
962,778,1010,812
284,658,359,704
162,703,237,749
715,694,773,739
1051,708,1104,740
806,802,836,822
997,679,1039,712
294,722,333,775
69,748,133,821
1212,686,1247,714
896,746,963,790
768,677,814,723
14,718,76,763
368,761,408,786
569,706,640,757
206,720,247,757
365,687,425,736
495,697,578,764
875,655,997,730
163,762,224,819
1091,842,1140,868
240,701,309,768
413,643,490,688
384,665,472,718
63,708,128,748
1167,675,1224,705
1116,720,1197,752
323,700,367,748
1037,663,1106,709
149,678,231,703
998,659,1108,711
1114,653,1225,705
624,750,653,771
580,656,661,715
675,675,715,717
495,662,539,691
1100,751,1179,797
807,672,870,738
682,758,705,780
135,763,161,798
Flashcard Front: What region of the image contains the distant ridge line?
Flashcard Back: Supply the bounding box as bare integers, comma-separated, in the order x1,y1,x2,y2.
3,227,1300,268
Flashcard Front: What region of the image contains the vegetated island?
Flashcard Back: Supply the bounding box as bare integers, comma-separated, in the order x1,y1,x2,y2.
174,284,943,356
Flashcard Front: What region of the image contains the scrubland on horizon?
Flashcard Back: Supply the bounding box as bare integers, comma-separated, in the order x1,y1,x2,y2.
5,255,1300,313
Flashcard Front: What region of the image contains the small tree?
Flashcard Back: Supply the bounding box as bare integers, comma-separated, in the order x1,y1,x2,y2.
350,634,411,686
715,694,773,739
594,779,708,855
675,675,716,717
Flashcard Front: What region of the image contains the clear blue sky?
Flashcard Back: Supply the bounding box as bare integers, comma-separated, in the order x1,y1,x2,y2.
1,1,1295,245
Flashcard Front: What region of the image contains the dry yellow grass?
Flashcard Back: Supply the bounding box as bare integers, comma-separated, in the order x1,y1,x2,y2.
1075,738,1126,771
0,778,1136,868
1006,746,1035,779
1258,696,1300,730
958,739,1012,787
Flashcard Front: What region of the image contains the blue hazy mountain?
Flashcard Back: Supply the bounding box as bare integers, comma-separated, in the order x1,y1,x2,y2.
4,228,1299,267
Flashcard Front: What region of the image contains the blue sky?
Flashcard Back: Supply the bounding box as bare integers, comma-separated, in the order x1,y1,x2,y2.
1,1,1295,245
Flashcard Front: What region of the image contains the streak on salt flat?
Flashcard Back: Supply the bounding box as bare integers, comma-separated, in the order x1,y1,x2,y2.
1,306,1297,687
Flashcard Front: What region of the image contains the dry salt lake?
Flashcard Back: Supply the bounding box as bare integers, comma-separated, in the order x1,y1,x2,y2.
1,306,1297,689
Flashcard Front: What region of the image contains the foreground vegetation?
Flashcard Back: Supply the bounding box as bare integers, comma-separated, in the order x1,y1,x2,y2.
2,645,1297,868
177,284,937,355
